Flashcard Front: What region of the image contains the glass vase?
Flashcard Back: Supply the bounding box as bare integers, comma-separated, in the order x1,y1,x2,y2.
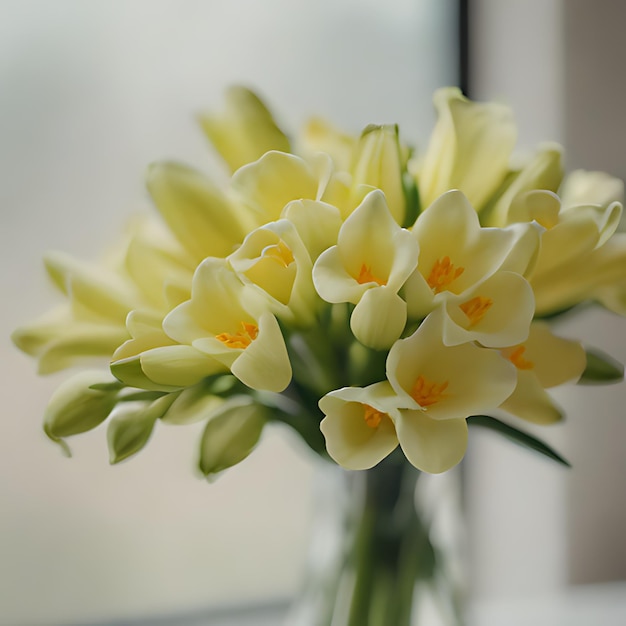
286,451,466,626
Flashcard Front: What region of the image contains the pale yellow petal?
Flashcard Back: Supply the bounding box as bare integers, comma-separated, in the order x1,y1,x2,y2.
418,87,516,210
351,124,406,225
229,312,292,392
198,85,290,173
350,288,407,349
395,412,468,473
147,162,247,263
231,151,318,222
499,370,563,424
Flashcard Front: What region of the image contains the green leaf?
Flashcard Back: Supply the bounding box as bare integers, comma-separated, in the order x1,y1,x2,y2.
198,397,266,478
579,348,624,385
467,415,571,467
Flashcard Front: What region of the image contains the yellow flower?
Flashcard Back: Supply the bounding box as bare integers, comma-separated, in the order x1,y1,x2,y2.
503,185,624,315
404,190,540,319
231,151,322,224
560,169,624,209
147,161,253,263
197,85,291,173
111,310,222,392
313,190,419,348
299,116,356,172
228,219,318,326
499,322,586,424
440,270,535,348
162,258,292,392
319,382,400,470
483,143,564,227
351,124,407,225
12,217,195,375
416,87,517,211
386,310,517,472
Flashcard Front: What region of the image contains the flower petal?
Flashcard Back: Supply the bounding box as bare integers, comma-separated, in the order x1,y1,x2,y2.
198,85,290,172
147,162,248,262
395,412,468,473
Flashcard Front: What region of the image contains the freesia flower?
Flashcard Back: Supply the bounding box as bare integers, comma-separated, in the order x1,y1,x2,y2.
416,87,517,211
228,218,318,325
403,190,540,319
386,311,517,472
440,270,535,348
483,143,564,227
12,213,195,374
163,257,292,392
499,322,586,424
198,85,291,173
500,185,624,315
313,190,419,348
319,382,400,470
350,124,408,225
231,151,325,225
147,161,253,262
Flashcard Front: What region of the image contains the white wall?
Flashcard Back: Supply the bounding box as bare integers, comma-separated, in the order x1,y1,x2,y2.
0,2,458,624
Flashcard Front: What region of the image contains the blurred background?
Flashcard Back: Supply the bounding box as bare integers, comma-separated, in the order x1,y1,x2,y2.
1,0,625,624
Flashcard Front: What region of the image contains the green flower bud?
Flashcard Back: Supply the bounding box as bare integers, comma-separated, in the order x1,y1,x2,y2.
43,371,120,455
107,393,179,464
198,397,266,478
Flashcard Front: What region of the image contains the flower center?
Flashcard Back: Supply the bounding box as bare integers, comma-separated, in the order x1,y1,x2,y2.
411,375,449,407
261,239,294,267
357,263,386,286
460,296,493,327
504,345,534,370
363,404,387,428
216,321,259,349
426,256,464,293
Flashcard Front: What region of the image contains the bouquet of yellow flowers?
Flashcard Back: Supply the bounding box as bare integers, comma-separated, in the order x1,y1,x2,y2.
12,86,625,625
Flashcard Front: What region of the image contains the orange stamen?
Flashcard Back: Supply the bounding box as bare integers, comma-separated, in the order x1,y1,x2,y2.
262,240,294,267
505,345,534,370
460,296,493,327
426,256,464,293
216,321,259,349
357,263,386,286
411,375,449,407
363,404,387,429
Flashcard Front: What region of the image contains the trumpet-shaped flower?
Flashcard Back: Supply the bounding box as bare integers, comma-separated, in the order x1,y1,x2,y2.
163,258,292,392
404,190,540,319
416,87,517,211
147,162,254,263
313,190,419,348
440,270,535,348
228,219,318,325
281,199,342,261
483,143,564,227
319,382,400,470
386,310,517,419
499,322,586,424
12,215,196,376
111,310,223,392
386,311,516,472
231,151,322,225
351,124,407,225
198,85,291,173
502,185,624,314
